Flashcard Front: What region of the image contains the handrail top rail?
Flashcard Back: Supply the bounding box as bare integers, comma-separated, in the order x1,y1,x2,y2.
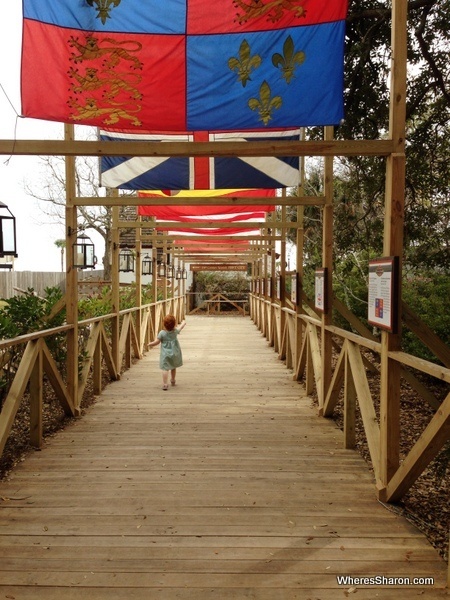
0,296,185,350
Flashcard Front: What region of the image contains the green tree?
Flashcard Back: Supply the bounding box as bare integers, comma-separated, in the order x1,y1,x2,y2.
54,239,66,273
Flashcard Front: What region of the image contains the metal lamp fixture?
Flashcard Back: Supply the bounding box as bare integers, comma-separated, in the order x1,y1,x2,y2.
157,261,166,277
175,266,182,280
0,201,18,258
182,267,188,280
73,231,96,269
166,264,174,278
119,248,135,273
141,253,153,276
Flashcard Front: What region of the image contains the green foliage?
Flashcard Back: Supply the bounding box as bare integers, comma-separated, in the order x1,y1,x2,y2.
402,273,450,361
0,287,66,406
0,287,65,338
0,284,165,407
78,283,159,320
195,272,249,299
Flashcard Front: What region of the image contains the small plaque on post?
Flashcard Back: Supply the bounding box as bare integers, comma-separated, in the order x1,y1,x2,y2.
315,268,328,313
291,272,299,305
368,257,399,333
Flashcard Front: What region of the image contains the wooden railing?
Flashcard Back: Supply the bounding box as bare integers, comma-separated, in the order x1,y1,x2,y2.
188,292,248,316
0,296,185,459
250,292,450,503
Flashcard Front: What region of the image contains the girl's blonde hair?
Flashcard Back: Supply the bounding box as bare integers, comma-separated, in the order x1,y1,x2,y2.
163,314,176,331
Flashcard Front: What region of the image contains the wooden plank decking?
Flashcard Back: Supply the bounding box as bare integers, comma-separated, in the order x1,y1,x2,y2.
0,315,447,599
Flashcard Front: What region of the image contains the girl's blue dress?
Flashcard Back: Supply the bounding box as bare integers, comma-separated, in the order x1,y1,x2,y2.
157,328,183,371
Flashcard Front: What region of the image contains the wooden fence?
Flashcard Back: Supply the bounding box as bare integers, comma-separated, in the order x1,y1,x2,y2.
250,292,450,504
0,295,185,458
0,270,106,299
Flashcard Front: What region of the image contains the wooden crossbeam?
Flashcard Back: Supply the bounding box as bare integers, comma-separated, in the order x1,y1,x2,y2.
0,139,394,158
74,196,326,207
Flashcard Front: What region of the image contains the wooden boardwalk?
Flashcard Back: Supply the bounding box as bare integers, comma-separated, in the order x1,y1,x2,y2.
0,316,447,599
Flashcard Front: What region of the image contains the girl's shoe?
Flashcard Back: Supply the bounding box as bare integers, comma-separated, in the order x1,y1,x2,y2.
162,384,168,390
170,380,176,386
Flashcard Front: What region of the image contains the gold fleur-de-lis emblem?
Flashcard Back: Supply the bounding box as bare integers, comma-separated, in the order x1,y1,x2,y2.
228,40,262,87
248,80,282,125
86,0,122,25
272,36,305,84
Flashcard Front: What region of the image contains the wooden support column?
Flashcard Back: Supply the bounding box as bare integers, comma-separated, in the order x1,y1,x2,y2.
319,126,334,415
29,340,43,448
111,203,120,378
93,333,102,395
163,239,168,303
295,134,305,377
278,202,287,359
152,234,157,302
65,124,80,415
135,215,143,357
344,349,357,449
263,229,269,337
269,211,277,347
250,258,255,321
181,259,187,318
378,0,407,497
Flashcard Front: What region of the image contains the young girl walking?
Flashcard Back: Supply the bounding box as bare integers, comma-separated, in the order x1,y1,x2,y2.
149,314,186,390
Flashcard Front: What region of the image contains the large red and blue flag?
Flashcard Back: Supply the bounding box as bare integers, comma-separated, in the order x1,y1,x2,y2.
21,0,348,131
100,129,301,189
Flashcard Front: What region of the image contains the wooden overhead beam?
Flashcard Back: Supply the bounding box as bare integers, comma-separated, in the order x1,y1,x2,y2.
0,139,394,158
74,196,326,207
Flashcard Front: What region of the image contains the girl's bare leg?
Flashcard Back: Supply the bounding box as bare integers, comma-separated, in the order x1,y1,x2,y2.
170,369,177,385
162,370,169,389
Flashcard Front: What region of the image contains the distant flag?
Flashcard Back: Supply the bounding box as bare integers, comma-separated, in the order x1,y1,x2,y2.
101,130,301,190
21,0,348,131
138,189,276,219
140,189,274,237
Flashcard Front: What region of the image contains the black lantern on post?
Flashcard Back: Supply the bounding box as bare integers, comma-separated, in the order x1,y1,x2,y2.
157,261,166,277
175,266,182,280
166,264,174,279
182,267,188,280
142,253,153,276
73,231,96,269
0,202,18,258
119,248,135,272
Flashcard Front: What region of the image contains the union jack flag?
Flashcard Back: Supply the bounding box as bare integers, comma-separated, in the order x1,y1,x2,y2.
100,129,301,189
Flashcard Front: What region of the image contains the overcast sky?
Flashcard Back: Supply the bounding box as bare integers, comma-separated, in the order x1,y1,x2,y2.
0,3,104,273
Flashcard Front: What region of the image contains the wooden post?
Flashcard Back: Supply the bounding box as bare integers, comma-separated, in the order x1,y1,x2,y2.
93,332,102,395
29,340,43,448
278,202,287,358
260,233,267,336
295,132,305,377
64,124,80,415
111,204,120,378
181,259,187,319
136,215,143,357
319,126,334,415
163,238,168,303
344,348,356,449
378,0,407,497
269,211,277,347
